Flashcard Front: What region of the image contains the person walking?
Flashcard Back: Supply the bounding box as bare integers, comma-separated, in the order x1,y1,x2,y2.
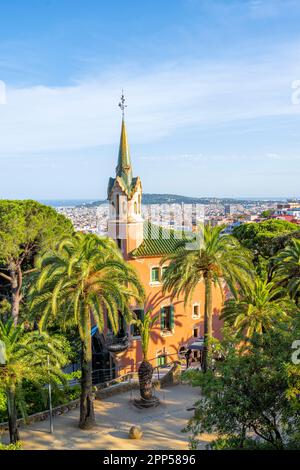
185,349,193,369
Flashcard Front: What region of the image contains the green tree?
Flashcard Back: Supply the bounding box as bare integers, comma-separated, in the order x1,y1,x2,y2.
133,309,159,402
30,233,144,429
0,200,73,325
220,277,291,337
183,317,300,450
0,318,68,444
273,238,300,305
162,224,253,372
260,209,274,219
233,219,299,277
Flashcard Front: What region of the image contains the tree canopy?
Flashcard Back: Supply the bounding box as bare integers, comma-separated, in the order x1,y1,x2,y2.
233,219,299,258
0,200,73,266
0,200,73,323
233,219,300,277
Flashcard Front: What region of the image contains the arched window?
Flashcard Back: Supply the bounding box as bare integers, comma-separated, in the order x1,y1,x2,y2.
138,194,141,213
134,201,138,214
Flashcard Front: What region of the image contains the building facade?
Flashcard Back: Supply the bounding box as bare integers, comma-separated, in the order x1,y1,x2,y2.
101,113,224,377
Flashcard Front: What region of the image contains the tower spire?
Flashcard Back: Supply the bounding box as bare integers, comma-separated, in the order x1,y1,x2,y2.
116,90,132,188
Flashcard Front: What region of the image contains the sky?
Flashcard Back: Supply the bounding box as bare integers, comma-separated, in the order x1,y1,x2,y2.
0,0,300,199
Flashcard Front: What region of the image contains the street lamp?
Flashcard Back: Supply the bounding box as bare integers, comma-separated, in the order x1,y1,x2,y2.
47,354,54,434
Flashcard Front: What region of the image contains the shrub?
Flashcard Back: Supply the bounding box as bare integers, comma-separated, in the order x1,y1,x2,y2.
0,441,22,450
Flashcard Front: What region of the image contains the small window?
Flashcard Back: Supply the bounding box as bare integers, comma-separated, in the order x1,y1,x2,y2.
131,309,144,337
161,305,174,332
157,352,167,367
193,328,198,338
193,350,199,359
117,239,122,250
151,267,160,283
134,201,138,214
192,304,200,319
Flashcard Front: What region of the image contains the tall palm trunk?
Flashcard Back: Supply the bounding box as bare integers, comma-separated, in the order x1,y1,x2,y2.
202,276,212,373
7,385,20,444
79,313,95,429
138,360,154,401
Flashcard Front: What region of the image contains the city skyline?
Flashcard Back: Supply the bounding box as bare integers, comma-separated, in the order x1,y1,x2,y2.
0,0,300,199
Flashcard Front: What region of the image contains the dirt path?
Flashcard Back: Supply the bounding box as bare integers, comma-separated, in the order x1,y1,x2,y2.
8,384,214,450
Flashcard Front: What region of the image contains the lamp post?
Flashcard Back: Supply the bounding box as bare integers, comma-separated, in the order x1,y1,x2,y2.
47,354,54,434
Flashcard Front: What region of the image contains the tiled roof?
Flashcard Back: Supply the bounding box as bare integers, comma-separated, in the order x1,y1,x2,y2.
130,221,195,257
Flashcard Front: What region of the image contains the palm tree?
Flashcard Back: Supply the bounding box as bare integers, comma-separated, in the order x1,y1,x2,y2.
162,224,253,372
30,233,144,429
220,277,290,338
0,318,67,443
132,309,159,404
273,238,300,305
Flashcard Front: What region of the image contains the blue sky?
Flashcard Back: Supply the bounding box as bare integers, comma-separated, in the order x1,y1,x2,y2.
0,0,300,199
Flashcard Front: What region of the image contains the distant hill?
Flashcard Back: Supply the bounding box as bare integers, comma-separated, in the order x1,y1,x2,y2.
76,194,284,207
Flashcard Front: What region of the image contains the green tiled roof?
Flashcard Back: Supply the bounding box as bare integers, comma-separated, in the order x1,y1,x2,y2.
130,221,195,257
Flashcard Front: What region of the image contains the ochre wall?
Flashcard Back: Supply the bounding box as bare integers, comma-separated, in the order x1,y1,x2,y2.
111,254,224,375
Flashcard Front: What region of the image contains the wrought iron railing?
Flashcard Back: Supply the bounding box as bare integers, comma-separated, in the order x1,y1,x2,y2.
105,333,129,353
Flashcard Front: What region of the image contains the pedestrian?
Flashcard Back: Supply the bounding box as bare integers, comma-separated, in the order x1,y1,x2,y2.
185,349,193,369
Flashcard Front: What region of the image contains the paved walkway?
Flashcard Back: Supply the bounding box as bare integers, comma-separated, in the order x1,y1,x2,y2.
13,385,214,450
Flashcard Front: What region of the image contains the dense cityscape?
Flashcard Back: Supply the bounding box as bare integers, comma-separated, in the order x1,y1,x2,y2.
56,198,300,234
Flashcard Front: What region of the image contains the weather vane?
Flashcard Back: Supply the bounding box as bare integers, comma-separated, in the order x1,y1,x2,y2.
118,89,127,118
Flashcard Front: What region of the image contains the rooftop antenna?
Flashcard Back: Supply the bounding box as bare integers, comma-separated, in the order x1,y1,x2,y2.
118,89,127,119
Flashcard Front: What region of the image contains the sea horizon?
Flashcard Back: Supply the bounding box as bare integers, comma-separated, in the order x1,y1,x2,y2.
37,196,298,208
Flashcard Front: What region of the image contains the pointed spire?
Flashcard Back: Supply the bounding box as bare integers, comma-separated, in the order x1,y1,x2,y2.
116,92,132,188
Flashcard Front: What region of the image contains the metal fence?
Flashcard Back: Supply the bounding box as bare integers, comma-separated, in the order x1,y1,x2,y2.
65,352,190,388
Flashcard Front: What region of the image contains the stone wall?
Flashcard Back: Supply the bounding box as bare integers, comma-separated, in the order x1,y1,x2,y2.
0,399,80,432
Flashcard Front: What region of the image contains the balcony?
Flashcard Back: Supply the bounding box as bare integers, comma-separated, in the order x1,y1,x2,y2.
105,333,129,354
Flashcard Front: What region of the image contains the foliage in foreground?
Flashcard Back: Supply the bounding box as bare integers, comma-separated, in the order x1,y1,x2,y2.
0,318,69,443
0,441,22,450
183,314,300,450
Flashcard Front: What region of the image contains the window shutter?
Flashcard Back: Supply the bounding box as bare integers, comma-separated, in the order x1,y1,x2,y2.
160,307,165,330
170,305,175,330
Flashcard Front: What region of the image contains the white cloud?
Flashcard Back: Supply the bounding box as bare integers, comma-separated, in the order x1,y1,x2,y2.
0,44,300,156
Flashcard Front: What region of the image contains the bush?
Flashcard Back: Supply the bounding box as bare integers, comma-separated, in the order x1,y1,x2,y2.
0,441,22,450
208,436,300,450
184,319,300,450
0,370,82,423
0,389,7,422
208,437,275,450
